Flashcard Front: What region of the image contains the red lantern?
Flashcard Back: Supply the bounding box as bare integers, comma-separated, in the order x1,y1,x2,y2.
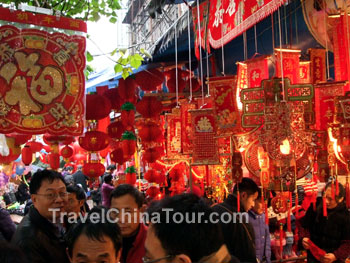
99,146,110,159
26,141,43,153
60,145,74,159
135,69,164,91
107,121,125,139
110,148,125,165
144,169,165,184
136,97,163,119
6,134,31,146
118,77,137,102
126,172,137,185
138,123,162,142
146,186,160,198
86,94,111,120
79,131,110,152
83,162,105,178
122,140,136,157
49,153,60,170
21,145,33,166
103,88,121,111
121,103,135,130
43,135,71,145
143,147,163,163
167,77,186,93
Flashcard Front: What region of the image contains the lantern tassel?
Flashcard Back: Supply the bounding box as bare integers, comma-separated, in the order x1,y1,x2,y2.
331,182,335,200
287,192,292,232
295,193,299,218
279,223,284,257
237,190,240,212
323,195,327,217
336,178,339,195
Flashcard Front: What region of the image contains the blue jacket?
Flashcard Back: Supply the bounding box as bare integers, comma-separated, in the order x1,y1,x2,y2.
248,210,271,263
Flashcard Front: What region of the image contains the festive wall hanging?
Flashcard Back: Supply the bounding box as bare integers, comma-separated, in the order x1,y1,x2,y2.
209,75,241,134
192,0,210,59
190,108,220,165
166,109,182,159
309,48,326,84
299,61,311,84
236,62,248,110
246,56,270,88
275,49,301,84
181,101,196,155
0,8,86,135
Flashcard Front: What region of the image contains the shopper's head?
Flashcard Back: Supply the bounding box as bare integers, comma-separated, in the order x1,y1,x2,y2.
66,207,122,263
145,193,225,263
252,189,264,214
66,184,86,215
110,184,145,237
324,182,345,209
30,169,67,220
233,177,259,212
107,164,116,173
104,174,113,185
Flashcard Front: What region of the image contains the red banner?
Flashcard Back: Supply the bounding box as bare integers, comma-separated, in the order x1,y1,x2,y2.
181,101,197,154
236,62,247,111
209,76,241,134
166,111,182,158
0,25,85,135
208,0,286,48
299,61,311,84
275,49,300,84
192,0,210,59
246,56,269,88
309,49,326,84
190,109,220,165
0,7,86,32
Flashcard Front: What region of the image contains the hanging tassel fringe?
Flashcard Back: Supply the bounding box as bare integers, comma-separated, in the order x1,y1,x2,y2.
323,195,327,217
237,190,240,212
287,192,292,232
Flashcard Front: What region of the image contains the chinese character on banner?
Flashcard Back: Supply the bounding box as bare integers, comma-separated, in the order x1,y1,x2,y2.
181,101,197,154
190,109,220,165
275,49,301,84
236,62,247,110
246,56,269,88
166,110,182,159
309,48,326,84
209,75,241,135
192,0,210,59
0,7,86,135
299,61,311,84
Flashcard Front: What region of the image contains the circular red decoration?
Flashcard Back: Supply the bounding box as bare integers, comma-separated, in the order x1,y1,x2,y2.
136,97,163,119
110,148,125,165
86,94,111,120
103,88,121,111
21,145,33,166
135,69,164,91
107,121,125,140
271,194,288,214
126,173,136,185
144,169,165,184
83,162,105,178
122,140,136,157
60,145,74,159
138,122,162,142
143,147,163,163
146,186,160,198
79,131,110,152
26,141,43,153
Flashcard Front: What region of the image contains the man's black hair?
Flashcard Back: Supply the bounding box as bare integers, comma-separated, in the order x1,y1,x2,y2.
65,206,122,257
110,184,144,208
0,241,28,263
29,169,66,195
233,177,259,196
325,181,346,202
107,164,116,171
147,193,224,262
67,184,86,200
104,174,113,184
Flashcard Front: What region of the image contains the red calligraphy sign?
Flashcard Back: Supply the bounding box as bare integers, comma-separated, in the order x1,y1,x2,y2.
208,0,287,48
309,49,326,84
166,113,182,158
192,0,210,59
0,25,85,135
209,75,241,134
246,56,269,88
299,61,311,84
181,102,197,154
236,62,247,111
190,109,220,165
275,49,300,84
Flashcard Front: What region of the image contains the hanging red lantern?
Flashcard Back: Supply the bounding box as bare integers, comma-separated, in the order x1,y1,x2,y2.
26,141,43,153
99,146,110,159
86,94,111,120
118,77,137,102
110,148,125,165
83,162,105,178
146,186,160,198
135,69,164,91
167,77,186,93
121,102,135,130
125,166,137,185
121,131,137,157
136,96,163,119
60,145,74,159
49,153,60,170
79,131,110,152
143,147,163,163
6,134,31,146
21,145,33,166
138,122,162,142
103,88,121,111
107,121,125,140
271,194,288,214
144,169,165,184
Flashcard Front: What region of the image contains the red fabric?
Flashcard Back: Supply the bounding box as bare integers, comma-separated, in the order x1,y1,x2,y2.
125,224,148,263
246,56,269,88
308,240,326,261
192,0,210,59
299,61,311,84
334,240,350,262
181,102,196,154
323,195,327,217
275,49,300,84
309,49,326,83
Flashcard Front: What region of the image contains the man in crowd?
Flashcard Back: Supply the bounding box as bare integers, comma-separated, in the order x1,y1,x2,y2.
12,169,70,263
101,174,115,208
212,177,259,262
145,193,238,263
72,165,88,192
301,182,350,263
110,184,147,263
65,207,122,263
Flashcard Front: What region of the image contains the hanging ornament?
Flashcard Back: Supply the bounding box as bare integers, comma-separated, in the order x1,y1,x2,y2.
121,131,137,157
146,186,160,198
103,88,121,111
125,166,137,185
86,94,112,120
107,121,125,140
135,69,164,91
79,131,110,152
60,145,74,159
144,169,165,184
136,96,163,119
21,145,33,166
118,77,137,102
121,102,135,130
26,141,43,153
110,148,126,165
271,193,288,214
83,162,105,178
49,153,60,170
138,122,163,142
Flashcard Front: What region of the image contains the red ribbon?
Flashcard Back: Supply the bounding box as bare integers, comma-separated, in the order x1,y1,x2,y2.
237,191,240,212
308,240,326,260
323,195,327,217
287,192,292,232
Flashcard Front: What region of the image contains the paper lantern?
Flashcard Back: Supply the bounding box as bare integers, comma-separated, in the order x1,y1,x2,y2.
99,146,110,159
121,103,135,130
49,153,60,170
103,88,121,111
167,77,186,93
83,162,105,178
118,77,137,102
6,134,31,146
144,169,165,184
146,186,160,198
43,135,71,145
135,69,164,91
271,194,288,214
86,94,111,120
107,121,125,140
60,145,74,159
21,145,33,166
138,122,162,142
79,131,110,152
110,148,125,165
136,96,163,118
26,141,43,153
143,147,162,163
126,173,137,185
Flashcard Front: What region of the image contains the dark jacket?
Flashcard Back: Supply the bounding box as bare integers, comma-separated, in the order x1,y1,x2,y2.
300,201,350,262
212,194,257,263
72,170,88,192
11,206,70,263
0,208,16,241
